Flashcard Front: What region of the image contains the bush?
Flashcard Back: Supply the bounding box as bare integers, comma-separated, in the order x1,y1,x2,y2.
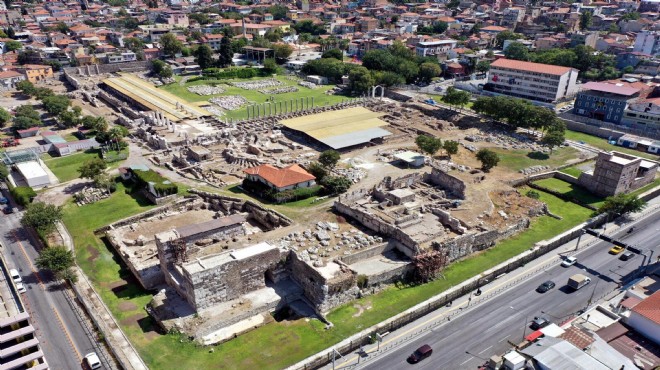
130,169,178,196
526,190,541,199
357,275,369,289
201,67,267,80
10,186,37,206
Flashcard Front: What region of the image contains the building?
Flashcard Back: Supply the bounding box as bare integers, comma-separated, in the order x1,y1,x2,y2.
415,39,458,57
633,31,660,56
15,64,53,83
15,161,50,188
243,164,316,192
577,151,658,197
574,81,644,124
0,70,26,88
486,59,579,103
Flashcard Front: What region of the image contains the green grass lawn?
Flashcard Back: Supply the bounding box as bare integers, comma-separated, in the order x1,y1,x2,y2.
43,148,128,183
533,177,605,209
565,130,660,161
558,165,583,178
631,176,660,197
159,75,348,120
490,146,579,171
63,185,592,370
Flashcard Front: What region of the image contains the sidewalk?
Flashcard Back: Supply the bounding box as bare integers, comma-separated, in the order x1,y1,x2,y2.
57,222,149,370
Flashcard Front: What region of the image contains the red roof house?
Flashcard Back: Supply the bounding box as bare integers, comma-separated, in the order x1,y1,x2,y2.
243,164,316,192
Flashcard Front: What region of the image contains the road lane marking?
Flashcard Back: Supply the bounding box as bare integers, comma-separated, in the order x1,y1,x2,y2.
460,357,473,365
52,306,82,361
479,346,493,355
11,230,45,291
498,335,510,343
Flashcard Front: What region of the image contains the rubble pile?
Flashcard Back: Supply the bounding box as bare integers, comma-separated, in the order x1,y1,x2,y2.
187,85,226,95
209,95,247,110
258,86,298,94
231,78,282,90
298,81,318,89
463,131,546,152
74,186,111,206
519,165,551,175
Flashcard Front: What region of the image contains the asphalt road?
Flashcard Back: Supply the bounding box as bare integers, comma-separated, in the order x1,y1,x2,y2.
0,204,109,369
356,209,660,370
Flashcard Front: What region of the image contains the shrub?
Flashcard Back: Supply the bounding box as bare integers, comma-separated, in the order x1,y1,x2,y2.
357,275,369,289
526,190,541,199
10,186,36,206
242,178,321,203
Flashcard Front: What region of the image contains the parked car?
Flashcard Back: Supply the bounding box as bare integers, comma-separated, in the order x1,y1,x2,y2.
536,281,556,293
561,256,577,267
15,282,26,294
0,197,7,204
530,317,550,330
620,251,635,261
609,245,625,254
84,352,102,370
407,344,433,363
9,269,21,284
3,206,13,214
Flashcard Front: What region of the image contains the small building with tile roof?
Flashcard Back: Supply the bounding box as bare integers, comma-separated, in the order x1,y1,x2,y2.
243,164,316,192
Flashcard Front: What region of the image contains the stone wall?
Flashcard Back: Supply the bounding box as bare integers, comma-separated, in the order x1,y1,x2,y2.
64,61,150,76
105,232,164,289
366,264,413,286
97,198,198,234
430,208,467,234
438,218,529,261
426,167,466,199
339,242,393,265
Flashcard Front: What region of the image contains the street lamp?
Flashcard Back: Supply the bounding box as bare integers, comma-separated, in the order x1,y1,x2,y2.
575,229,586,251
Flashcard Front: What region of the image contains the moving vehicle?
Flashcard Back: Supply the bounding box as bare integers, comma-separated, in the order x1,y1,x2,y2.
627,227,635,234
536,280,556,293
609,245,625,255
561,256,577,267
530,317,550,330
9,269,21,284
407,344,433,363
15,282,26,294
84,352,102,369
620,252,635,261
567,274,591,290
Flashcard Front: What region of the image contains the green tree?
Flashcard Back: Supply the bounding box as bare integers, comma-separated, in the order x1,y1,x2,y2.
620,12,640,21
443,140,459,158
5,40,22,52
348,66,375,94
443,86,471,110
496,30,523,48
374,71,405,87
319,150,341,168
81,116,107,132
0,107,10,127
151,59,172,78
263,58,277,73
307,162,327,183
78,158,107,179
476,149,500,172
42,95,71,116
34,88,54,100
159,33,183,57
35,246,76,282
302,58,346,82
124,37,145,52
476,60,491,73
416,135,443,156
267,4,288,20
273,43,294,59
505,42,529,61
322,48,343,60
0,162,8,179
194,44,214,70
21,202,63,235
418,62,441,83
16,80,36,96
217,36,233,67
321,176,352,195
540,129,565,153
58,109,81,128
580,11,593,30
597,193,646,216
93,173,117,193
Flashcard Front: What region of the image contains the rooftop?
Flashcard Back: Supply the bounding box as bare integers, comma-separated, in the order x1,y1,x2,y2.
581,81,641,96
632,290,660,325
490,58,574,76
176,214,247,239
244,164,316,189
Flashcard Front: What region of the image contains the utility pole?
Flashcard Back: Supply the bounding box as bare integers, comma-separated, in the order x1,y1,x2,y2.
575,229,586,251
331,349,342,370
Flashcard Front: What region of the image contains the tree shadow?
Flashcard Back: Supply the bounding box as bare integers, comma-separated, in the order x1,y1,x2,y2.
527,151,550,160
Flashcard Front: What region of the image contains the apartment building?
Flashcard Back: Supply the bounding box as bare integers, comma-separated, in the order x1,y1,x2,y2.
415,39,458,57
486,59,578,103
633,30,660,56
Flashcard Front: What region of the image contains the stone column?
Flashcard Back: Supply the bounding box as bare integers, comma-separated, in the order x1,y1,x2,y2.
312,96,315,108
295,99,298,111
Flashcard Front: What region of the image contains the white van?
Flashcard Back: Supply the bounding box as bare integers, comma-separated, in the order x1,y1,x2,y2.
9,269,21,284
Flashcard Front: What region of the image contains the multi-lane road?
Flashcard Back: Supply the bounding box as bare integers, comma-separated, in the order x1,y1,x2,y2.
353,208,660,370
0,194,111,369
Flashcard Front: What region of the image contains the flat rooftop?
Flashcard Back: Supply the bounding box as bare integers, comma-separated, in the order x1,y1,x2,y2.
16,161,48,179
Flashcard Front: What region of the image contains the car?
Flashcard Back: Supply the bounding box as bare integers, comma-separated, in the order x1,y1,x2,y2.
561,256,577,267
530,317,550,330
2,207,13,214
0,197,7,204
536,280,556,293
407,344,433,363
9,269,21,284
15,282,26,294
620,251,635,261
609,245,625,254
84,352,102,370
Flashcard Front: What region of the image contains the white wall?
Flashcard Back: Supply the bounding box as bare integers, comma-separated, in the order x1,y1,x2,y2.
627,312,660,345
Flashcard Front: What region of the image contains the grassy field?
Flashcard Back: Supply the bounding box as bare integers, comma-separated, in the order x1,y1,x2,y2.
160,75,348,120
559,165,583,178
63,184,592,370
565,130,659,161
533,177,605,209
631,176,660,197
490,146,579,171
42,148,128,183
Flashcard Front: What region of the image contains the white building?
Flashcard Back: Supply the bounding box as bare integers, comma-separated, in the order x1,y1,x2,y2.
633,30,660,56
626,290,660,345
15,161,50,188
486,59,579,103
415,39,458,57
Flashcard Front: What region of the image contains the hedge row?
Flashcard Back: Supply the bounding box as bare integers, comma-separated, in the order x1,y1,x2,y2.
10,185,36,206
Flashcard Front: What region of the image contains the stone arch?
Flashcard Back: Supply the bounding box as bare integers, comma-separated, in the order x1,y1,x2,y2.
372,85,385,99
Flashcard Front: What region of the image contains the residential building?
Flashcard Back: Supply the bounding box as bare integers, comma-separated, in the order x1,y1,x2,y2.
0,70,25,88
574,81,646,124
243,164,316,192
486,59,579,103
15,64,53,83
415,39,458,57
106,52,137,64
626,290,660,344
633,31,660,56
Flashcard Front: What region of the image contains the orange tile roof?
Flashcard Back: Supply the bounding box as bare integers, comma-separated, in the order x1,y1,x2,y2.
491,58,573,76
243,164,315,188
632,290,660,325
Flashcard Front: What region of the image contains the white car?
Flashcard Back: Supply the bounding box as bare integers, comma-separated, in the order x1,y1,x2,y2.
84,352,102,369
561,256,577,267
9,269,21,283
15,282,26,294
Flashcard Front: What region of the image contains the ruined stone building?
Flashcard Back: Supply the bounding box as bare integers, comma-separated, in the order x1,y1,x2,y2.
578,151,658,197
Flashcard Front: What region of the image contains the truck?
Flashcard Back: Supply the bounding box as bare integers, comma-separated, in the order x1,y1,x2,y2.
568,274,591,290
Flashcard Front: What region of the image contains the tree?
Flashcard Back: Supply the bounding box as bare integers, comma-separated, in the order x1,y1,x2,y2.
78,158,107,179
443,86,471,110
374,71,405,87
418,62,441,83
597,193,646,216
159,33,183,57
322,48,343,60
34,88,54,100
273,43,294,60
124,37,145,52
263,58,277,73
307,162,328,183
321,176,352,195
0,107,10,127
443,140,459,158
540,128,565,153
17,50,38,65
496,30,523,48
5,40,22,52
476,60,491,73
580,11,593,30
58,110,81,128
194,44,214,70
93,173,117,193
151,59,173,78
21,202,63,235
319,150,341,168
35,246,75,279
217,36,233,67
81,116,107,132
416,135,443,156
16,80,36,96
267,4,288,20
5,26,15,39
42,95,71,116
476,149,500,172
348,66,375,94
302,58,346,82
504,42,529,61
